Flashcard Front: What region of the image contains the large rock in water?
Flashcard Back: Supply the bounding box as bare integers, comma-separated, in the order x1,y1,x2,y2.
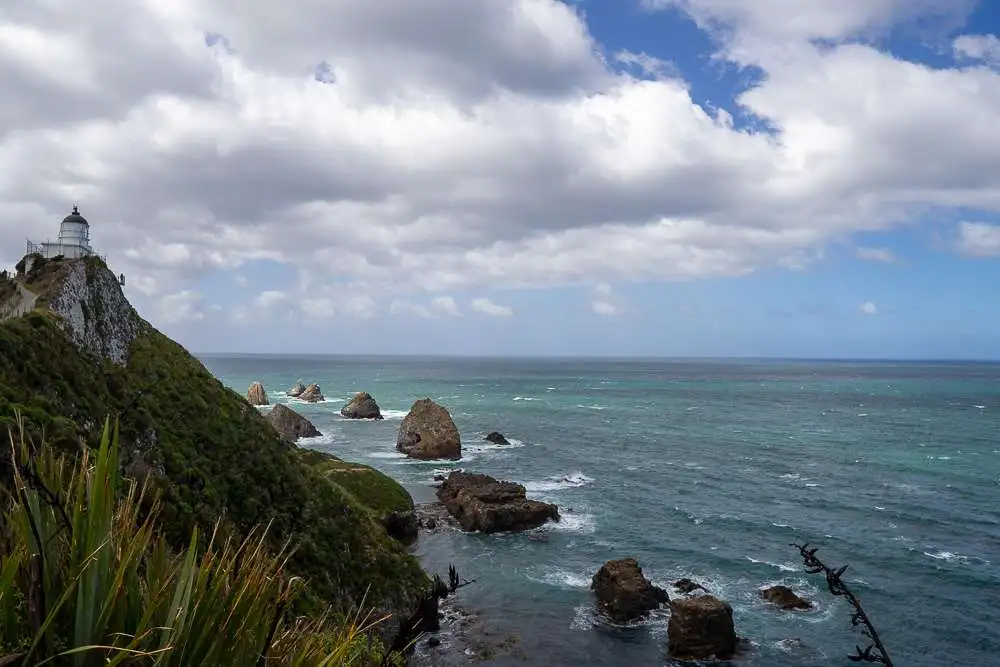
266,404,321,442
341,391,383,420
436,471,559,533
298,383,324,403
288,379,306,397
759,585,812,610
485,431,510,446
246,381,268,406
396,398,461,460
591,558,669,623
667,595,738,661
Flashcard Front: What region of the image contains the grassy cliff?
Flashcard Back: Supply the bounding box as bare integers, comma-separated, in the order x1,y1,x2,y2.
0,256,427,621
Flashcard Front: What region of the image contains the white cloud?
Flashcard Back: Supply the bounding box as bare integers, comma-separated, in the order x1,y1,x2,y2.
389,299,433,318
956,221,1000,257
954,34,1000,67
1,0,998,344
430,296,462,316
472,297,513,317
859,300,878,316
590,282,623,315
855,247,897,263
256,289,287,308
154,290,205,324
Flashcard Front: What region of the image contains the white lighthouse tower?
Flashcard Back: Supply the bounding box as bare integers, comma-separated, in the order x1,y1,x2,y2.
25,204,96,261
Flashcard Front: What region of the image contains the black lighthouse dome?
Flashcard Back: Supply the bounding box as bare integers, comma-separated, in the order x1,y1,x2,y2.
62,204,89,226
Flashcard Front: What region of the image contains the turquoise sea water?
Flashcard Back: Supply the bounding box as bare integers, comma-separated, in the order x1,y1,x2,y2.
201,356,1000,666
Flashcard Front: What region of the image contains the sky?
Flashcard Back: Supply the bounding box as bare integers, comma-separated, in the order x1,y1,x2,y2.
2,0,1000,359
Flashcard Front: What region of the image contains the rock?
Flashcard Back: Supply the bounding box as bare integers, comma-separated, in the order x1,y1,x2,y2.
382,510,419,543
341,391,383,420
266,404,321,442
760,585,813,610
396,398,461,460
288,380,306,397
667,595,737,661
424,517,438,530
298,383,324,403
485,431,510,446
246,381,269,406
591,558,669,623
436,471,559,533
433,474,446,482
674,578,708,596
426,636,441,648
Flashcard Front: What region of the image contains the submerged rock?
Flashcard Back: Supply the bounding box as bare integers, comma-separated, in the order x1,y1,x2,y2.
397,398,461,460
266,404,321,442
591,558,669,623
246,381,269,406
288,379,306,397
484,431,510,446
341,391,383,420
298,383,324,403
760,585,813,610
667,595,737,661
674,578,709,596
436,471,559,533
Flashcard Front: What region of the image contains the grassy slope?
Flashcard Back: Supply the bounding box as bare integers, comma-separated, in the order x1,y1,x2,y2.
0,277,427,616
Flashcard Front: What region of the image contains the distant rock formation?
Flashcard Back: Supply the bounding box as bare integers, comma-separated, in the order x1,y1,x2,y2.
667,595,737,661
484,431,510,446
266,404,321,442
436,471,559,533
396,398,461,460
288,380,306,397
246,382,268,406
591,558,669,623
298,383,324,403
341,391,383,420
759,585,812,610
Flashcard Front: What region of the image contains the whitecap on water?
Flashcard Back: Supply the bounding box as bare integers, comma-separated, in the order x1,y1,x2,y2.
524,473,594,493
923,550,989,566
744,556,799,573
550,510,596,534
526,567,591,590
512,396,542,402
380,409,409,419
367,451,409,460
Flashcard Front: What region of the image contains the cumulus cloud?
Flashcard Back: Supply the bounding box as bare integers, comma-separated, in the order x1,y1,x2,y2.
954,34,1000,67
955,221,1000,257
590,283,623,315
855,247,898,263
389,299,433,318
154,290,205,325
430,296,463,316
1,0,998,343
472,298,513,317
859,301,879,316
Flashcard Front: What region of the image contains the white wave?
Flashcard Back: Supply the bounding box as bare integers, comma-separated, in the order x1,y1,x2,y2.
923,550,989,565
745,556,799,573
974,405,986,409
577,404,609,410
524,473,594,493
512,396,542,402
367,451,408,460
380,409,409,420
527,567,591,590
550,510,595,534
857,413,869,417
299,433,335,446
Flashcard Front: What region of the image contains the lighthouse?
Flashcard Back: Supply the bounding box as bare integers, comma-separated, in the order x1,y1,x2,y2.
25,204,97,261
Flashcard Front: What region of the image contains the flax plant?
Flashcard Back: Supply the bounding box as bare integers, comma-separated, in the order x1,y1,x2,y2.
0,414,390,666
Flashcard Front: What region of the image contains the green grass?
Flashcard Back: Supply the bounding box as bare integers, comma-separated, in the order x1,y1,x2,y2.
299,450,413,517
0,416,398,666
0,262,428,621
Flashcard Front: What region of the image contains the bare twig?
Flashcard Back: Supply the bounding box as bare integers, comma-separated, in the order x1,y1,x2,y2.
792,543,893,665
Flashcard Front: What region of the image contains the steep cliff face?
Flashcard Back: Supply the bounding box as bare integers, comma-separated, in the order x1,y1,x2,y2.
0,256,427,621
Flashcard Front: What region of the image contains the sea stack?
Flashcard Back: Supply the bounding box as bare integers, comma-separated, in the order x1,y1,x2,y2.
246,381,268,406
298,383,324,403
396,398,461,460
436,471,559,533
667,595,737,661
341,391,383,420
266,404,321,442
288,379,306,397
591,558,669,623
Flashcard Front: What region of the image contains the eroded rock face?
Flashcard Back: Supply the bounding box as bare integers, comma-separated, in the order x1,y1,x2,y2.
382,510,419,543
341,391,383,420
436,471,559,533
760,585,812,610
298,383,324,403
485,431,510,446
247,382,269,406
591,558,669,623
667,595,737,661
288,380,306,397
396,398,461,460
266,404,321,442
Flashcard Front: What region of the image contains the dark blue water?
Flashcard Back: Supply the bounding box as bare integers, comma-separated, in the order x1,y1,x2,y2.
201,356,1000,666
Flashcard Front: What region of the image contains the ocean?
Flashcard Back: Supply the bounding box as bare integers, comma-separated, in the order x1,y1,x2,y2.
200,355,1000,666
